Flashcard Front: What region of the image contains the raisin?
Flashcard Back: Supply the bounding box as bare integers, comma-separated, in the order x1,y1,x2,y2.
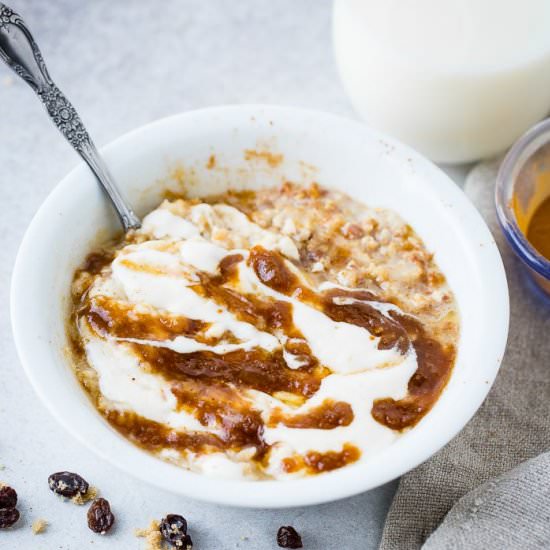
48,471,89,498
182,534,193,550
277,525,303,548
0,486,17,509
87,498,115,534
0,508,20,529
160,514,192,548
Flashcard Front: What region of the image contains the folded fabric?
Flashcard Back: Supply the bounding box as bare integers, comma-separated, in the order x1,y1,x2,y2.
379,159,550,550
423,451,550,549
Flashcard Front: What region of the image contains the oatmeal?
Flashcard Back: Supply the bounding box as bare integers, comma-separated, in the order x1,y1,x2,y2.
70,183,458,480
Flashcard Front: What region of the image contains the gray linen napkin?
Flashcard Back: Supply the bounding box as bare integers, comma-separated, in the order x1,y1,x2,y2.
379,159,550,550
423,451,550,549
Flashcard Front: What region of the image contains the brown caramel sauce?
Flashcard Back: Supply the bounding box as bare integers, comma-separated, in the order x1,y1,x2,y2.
72,191,456,477
247,246,455,430
249,246,410,353
282,443,361,474
135,346,323,398
268,399,354,429
80,250,115,275
106,409,225,455
172,379,267,457
526,196,550,261
371,313,455,430
84,296,207,342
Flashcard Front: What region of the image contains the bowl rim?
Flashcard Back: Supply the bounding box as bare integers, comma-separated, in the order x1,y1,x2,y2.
495,117,550,281
10,104,509,508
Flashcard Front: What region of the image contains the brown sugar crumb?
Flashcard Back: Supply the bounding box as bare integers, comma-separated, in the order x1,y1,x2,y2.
206,154,216,169
170,166,186,187
31,519,48,534
341,223,365,240
71,485,98,505
244,149,283,167
307,182,323,199
135,520,163,550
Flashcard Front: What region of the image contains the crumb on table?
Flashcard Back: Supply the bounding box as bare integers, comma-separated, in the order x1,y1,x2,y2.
32,518,48,534
72,485,98,505
135,520,163,550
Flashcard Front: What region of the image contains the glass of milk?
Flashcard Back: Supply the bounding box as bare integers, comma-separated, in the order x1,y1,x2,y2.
333,0,550,163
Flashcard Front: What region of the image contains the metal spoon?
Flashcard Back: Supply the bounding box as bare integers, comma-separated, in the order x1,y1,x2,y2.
0,3,141,232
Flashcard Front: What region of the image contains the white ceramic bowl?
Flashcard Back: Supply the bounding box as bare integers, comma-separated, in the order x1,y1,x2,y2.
11,105,509,508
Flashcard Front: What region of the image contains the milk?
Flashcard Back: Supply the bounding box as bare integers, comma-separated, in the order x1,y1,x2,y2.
333,0,550,163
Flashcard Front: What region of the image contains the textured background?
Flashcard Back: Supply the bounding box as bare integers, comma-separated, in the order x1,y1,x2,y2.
0,1,467,548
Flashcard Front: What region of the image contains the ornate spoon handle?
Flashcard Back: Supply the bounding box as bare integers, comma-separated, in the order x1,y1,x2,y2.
0,3,141,231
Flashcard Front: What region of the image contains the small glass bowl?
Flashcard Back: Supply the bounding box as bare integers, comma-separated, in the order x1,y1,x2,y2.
496,118,550,297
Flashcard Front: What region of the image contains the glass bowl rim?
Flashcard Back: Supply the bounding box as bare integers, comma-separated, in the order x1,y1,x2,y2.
495,117,550,279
